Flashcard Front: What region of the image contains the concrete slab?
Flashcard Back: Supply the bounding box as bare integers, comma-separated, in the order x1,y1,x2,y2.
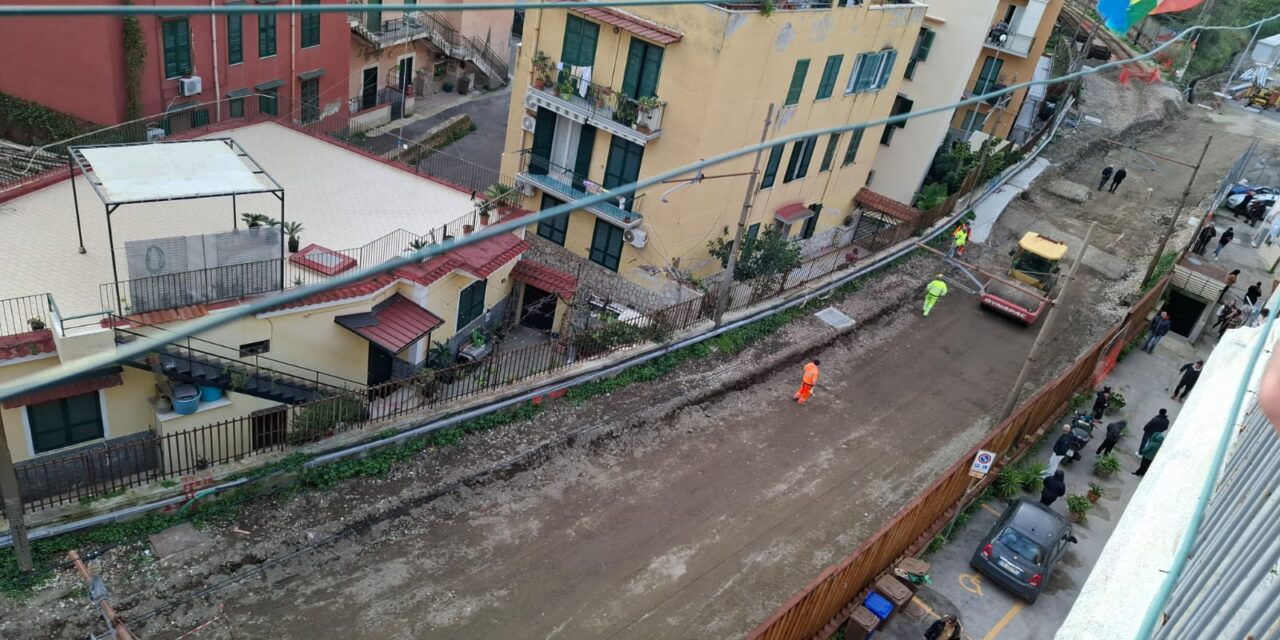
1044,179,1093,204
148,522,209,559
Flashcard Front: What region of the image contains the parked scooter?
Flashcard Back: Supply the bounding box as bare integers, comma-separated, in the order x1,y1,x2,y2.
1061,412,1097,464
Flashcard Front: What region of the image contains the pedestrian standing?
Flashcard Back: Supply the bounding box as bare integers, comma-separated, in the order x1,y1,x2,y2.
1193,225,1216,255
1139,409,1170,452
1237,190,1255,217
1142,312,1172,353
1246,282,1263,308
1045,424,1074,476
1096,419,1126,456
925,615,962,640
1219,305,1243,339
1109,167,1128,193
923,274,948,317
1091,386,1111,421
1213,301,1237,332
1172,360,1204,401
793,359,820,405
1219,269,1240,301
1134,431,1166,476
1214,227,1235,258
1098,165,1114,191
1040,470,1067,507
950,224,969,258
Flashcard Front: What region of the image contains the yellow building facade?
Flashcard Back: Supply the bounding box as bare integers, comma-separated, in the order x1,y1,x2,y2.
500,1,926,297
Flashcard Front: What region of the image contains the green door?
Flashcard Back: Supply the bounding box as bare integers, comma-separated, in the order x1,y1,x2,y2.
572,125,596,190
589,219,624,271
366,0,382,31
603,136,643,211
621,39,664,99
529,107,558,175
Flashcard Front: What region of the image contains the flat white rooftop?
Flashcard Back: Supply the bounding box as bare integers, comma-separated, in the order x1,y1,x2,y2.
75,139,279,205
0,122,476,316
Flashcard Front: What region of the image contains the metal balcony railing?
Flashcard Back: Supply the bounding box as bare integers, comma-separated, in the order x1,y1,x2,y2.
516,150,643,226
102,259,284,317
0,293,55,338
530,57,665,137
984,29,1036,57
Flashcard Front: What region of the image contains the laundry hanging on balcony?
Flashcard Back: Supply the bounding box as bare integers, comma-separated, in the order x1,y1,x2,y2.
1094,0,1204,33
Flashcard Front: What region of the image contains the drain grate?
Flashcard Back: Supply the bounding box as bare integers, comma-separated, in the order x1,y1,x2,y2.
814,306,856,329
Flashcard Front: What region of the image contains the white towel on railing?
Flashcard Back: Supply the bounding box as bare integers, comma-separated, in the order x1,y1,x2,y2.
578,66,592,98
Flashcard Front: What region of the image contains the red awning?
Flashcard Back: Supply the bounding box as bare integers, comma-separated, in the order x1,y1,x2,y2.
0,329,56,362
335,293,443,354
511,260,578,300
2,370,123,409
553,0,683,45
775,202,816,224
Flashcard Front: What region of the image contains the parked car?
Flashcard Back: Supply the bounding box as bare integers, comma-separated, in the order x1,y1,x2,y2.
1227,183,1278,197
1227,191,1279,213
970,500,1078,603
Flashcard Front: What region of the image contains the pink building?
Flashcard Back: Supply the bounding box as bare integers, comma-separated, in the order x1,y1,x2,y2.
0,1,350,129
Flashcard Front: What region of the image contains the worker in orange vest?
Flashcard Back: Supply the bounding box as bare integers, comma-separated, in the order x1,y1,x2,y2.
793,359,821,404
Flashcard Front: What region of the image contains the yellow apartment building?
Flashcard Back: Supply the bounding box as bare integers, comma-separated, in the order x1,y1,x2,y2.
499,0,926,300
951,0,1065,143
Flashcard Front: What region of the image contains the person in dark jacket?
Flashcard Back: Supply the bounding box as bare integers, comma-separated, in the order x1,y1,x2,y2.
1134,431,1166,476
1098,165,1114,191
925,615,962,640
1173,361,1204,401
1142,312,1172,353
1096,419,1127,456
1045,424,1074,476
1109,167,1128,193
1040,470,1067,507
1091,386,1111,421
1246,282,1263,308
1193,225,1217,255
1139,409,1170,452
1214,227,1235,258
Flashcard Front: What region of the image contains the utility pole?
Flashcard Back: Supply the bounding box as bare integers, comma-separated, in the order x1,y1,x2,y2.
1142,136,1213,285
0,413,32,573
1000,222,1098,420
713,103,775,327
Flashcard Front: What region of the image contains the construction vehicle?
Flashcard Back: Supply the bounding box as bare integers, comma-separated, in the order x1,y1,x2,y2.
1008,232,1068,292
979,278,1050,325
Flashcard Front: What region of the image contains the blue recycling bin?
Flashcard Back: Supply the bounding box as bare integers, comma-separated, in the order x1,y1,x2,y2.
863,592,894,629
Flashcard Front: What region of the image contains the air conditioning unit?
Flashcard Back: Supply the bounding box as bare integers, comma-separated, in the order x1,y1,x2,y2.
523,93,539,110
521,115,536,133
623,227,648,249
178,75,203,96
145,126,167,142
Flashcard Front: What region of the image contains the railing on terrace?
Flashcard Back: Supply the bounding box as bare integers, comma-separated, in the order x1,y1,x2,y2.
517,150,644,225
530,58,664,135
715,0,915,10
0,293,55,338
100,259,283,317
985,31,1036,57
349,87,409,116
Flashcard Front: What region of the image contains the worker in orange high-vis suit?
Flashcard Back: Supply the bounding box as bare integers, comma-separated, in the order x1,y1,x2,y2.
794,359,821,404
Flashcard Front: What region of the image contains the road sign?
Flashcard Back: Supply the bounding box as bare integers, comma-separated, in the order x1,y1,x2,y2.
969,449,997,479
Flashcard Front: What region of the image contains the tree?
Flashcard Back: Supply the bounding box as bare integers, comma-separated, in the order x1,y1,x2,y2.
708,226,802,282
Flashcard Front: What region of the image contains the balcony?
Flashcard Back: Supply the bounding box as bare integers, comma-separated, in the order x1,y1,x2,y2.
515,150,643,228
347,3,431,48
984,28,1036,57
525,61,664,147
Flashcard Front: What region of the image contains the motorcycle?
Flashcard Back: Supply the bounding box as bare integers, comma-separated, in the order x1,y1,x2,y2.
1061,412,1097,464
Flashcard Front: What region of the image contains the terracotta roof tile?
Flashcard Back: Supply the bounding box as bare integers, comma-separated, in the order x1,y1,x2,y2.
511,260,579,300
0,329,55,361
854,188,922,224
553,0,683,45
335,293,444,353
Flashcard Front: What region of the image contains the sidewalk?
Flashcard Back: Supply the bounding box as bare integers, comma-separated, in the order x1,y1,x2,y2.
875,332,1211,640
350,87,511,159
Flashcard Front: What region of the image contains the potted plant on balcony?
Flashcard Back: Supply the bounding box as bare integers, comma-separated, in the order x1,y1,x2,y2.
635,96,666,134
613,99,638,128
557,75,575,101
532,50,553,90
592,85,614,110
281,221,305,253
27,317,46,332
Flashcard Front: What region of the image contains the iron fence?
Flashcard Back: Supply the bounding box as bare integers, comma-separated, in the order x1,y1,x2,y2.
0,293,54,338
101,259,284,316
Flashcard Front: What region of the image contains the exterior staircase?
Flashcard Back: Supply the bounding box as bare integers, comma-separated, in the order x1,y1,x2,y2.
347,3,509,86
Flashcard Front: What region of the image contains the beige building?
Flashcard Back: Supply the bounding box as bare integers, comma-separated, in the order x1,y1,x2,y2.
868,0,1001,204
951,0,1065,142
498,1,926,301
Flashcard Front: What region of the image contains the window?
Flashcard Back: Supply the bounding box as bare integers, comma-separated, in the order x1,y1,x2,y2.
800,210,819,240
457,279,488,329
816,55,843,100
589,219,624,271
27,392,104,454
842,129,864,166
785,59,810,106
229,97,245,118
239,340,271,356
819,133,840,172
880,95,913,146
301,0,321,48
536,194,569,245
621,38,664,99
227,14,243,65
744,222,761,254
974,55,1004,94
603,136,644,211
300,78,320,123
561,15,599,67
904,28,935,80
161,19,191,79
960,108,986,133
259,88,278,116
783,136,817,183
259,13,277,58
845,49,897,94
760,145,783,190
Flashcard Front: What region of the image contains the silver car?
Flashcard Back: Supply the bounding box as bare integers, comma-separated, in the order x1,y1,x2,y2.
969,500,1078,603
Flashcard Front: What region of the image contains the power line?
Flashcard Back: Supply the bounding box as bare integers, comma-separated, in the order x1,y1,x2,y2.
1,8,1279,405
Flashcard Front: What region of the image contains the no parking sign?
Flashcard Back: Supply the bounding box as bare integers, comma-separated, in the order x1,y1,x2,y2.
969,449,997,479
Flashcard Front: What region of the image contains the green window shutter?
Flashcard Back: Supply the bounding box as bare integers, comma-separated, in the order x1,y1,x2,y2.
562,15,599,67
800,211,819,239
572,124,596,189
259,89,278,116
917,29,935,63
162,20,190,79
760,145,783,189
744,222,761,254
301,0,320,48
230,98,244,118
819,133,840,172
366,0,381,30
622,39,664,99
529,107,558,175
795,136,817,180
27,393,104,454
259,13,277,58
227,15,242,65
816,55,842,100
842,129,864,166
785,59,810,106
536,194,569,245
457,279,488,329
589,219,624,271
976,56,1002,93
876,50,897,89
603,136,644,211
855,53,879,93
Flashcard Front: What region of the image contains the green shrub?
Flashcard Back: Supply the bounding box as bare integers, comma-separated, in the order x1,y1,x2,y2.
1106,391,1127,415
289,392,365,444
1018,463,1047,493
1093,453,1122,478
993,467,1021,499
1067,494,1092,522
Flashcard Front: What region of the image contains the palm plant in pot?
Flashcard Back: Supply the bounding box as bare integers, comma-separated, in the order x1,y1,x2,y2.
240,212,269,229
1086,482,1105,503
281,221,305,253
1067,494,1092,523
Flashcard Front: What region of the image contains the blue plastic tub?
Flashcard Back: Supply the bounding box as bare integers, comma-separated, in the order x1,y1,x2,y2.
863,592,894,622
199,385,224,402
172,385,200,415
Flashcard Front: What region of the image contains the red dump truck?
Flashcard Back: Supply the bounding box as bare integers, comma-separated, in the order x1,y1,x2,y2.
980,278,1050,325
